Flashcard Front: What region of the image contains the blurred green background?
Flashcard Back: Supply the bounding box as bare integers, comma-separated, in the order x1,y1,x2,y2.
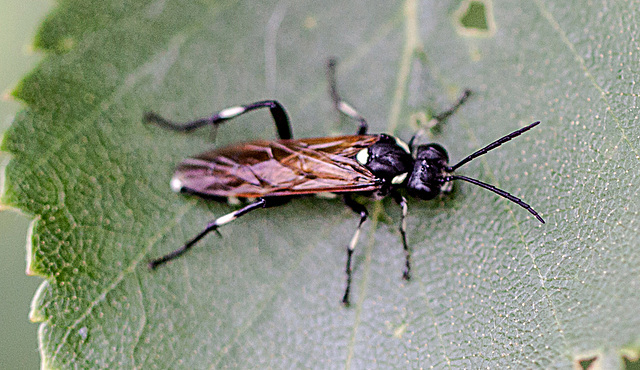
1,0,52,368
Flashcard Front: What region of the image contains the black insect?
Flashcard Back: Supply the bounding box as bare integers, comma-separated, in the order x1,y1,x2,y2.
146,60,544,306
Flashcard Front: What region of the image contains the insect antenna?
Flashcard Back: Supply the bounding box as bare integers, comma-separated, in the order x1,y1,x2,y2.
441,121,544,223
440,175,545,223
446,121,540,172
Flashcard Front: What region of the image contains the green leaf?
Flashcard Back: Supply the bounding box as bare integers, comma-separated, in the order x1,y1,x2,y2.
2,0,640,367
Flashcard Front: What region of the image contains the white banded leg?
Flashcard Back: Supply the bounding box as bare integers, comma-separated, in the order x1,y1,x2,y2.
393,192,411,280
327,59,369,135
149,198,267,269
145,99,293,139
342,195,369,306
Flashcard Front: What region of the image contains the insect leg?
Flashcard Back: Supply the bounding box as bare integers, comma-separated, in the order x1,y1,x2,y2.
145,100,293,139
342,195,369,306
408,90,471,150
392,192,411,280
433,89,471,123
327,59,369,135
149,198,268,269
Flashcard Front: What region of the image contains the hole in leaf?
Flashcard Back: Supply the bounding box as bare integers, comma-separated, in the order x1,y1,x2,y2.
454,0,496,37
579,356,597,370
625,357,640,370
576,354,640,370
460,1,488,30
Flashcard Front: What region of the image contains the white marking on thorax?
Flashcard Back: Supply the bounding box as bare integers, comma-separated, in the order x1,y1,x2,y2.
356,148,369,165
393,137,411,154
391,172,408,185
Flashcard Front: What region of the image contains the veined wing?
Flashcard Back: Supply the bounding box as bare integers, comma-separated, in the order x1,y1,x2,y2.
172,135,382,198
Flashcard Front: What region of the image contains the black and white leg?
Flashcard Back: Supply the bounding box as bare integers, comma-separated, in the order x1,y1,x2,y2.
392,192,411,280
342,195,369,306
145,100,293,139
149,198,268,269
327,59,369,135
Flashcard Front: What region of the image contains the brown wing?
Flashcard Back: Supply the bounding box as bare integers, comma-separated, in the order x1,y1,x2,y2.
172,135,383,198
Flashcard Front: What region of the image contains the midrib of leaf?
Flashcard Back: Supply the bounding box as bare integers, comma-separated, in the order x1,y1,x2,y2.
345,0,429,368
386,0,422,136
335,0,605,365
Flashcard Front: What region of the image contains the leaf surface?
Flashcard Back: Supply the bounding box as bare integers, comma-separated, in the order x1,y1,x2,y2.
2,0,640,367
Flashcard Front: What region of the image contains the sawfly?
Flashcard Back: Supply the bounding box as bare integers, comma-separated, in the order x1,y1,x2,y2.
146,60,544,306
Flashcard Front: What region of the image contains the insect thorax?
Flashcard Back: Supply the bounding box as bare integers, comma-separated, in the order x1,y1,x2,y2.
355,135,413,181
